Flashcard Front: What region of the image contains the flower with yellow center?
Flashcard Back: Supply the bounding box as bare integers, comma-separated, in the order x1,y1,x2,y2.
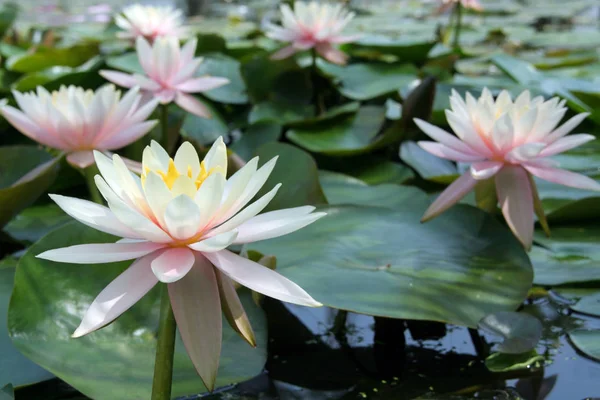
37,137,325,390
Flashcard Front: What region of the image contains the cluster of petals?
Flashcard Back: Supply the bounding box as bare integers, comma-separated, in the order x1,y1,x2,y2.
101,36,229,118
439,0,483,12
415,88,600,249
265,1,360,65
0,85,157,169
37,138,325,389
115,4,188,41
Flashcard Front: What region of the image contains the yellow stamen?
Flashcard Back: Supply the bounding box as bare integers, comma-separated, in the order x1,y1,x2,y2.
141,158,225,192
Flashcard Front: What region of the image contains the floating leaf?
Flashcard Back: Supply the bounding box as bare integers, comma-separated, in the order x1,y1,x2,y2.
399,141,458,183
569,329,600,361
571,293,600,317
344,36,437,64
3,204,70,244
8,223,267,399
230,123,281,161
317,60,418,100
194,54,248,104
6,44,99,73
0,147,60,229
0,257,54,388
253,142,327,212
478,311,543,354
250,201,532,328
180,99,228,146
485,350,544,372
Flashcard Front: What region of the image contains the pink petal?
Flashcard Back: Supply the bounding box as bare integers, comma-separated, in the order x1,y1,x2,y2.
470,161,503,180
99,121,158,150
524,165,600,191
72,253,159,337
293,38,315,50
495,166,534,250
155,89,176,103
215,270,256,347
1,105,66,149
36,241,165,264
270,45,299,60
134,74,161,91
505,143,545,163
414,118,479,155
418,141,485,162
329,34,362,44
49,194,142,239
188,231,238,253
174,92,211,118
205,250,322,307
151,247,195,283
66,151,96,169
539,134,596,157
315,43,348,65
99,70,137,88
176,77,230,93
421,171,478,222
168,253,221,391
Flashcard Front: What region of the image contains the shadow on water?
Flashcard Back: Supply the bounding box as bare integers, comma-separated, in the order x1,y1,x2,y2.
193,295,600,400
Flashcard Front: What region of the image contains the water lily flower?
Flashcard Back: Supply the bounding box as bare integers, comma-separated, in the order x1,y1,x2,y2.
37,138,325,390
0,85,158,170
415,88,600,249
101,36,229,118
439,0,483,12
115,4,187,41
265,1,360,65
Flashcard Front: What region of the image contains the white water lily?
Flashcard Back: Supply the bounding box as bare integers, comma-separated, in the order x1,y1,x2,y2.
115,4,187,41
37,138,325,390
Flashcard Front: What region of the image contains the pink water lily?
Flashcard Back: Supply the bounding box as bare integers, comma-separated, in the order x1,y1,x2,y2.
415,88,600,249
0,85,157,169
37,138,325,390
115,4,187,41
439,0,483,12
265,1,360,65
100,36,229,118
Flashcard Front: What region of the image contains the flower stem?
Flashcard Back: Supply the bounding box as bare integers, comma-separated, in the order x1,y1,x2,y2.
83,164,103,204
453,2,463,49
310,48,320,116
151,285,177,400
160,104,169,152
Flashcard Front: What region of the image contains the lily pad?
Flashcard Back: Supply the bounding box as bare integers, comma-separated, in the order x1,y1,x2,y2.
6,44,99,73
286,106,387,156
3,204,71,244
8,222,267,399
0,146,60,229
344,36,437,64
13,56,105,92
319,170,425,209
250,200,533,328
0,257,54,387
478,311,543,354
399,141,458,183
230,123,281,161
569,329,600,361
194,54,248,105
317,60,419,100
248,101,313,125
530,226,600,286
571,293,600,317
254,142,327,212
180,99,228,146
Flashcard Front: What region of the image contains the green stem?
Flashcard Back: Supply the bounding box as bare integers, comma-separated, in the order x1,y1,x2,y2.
160,104,169,152
310,47,320,116
83,164,103,204
453,2,463,49
151,285,177,400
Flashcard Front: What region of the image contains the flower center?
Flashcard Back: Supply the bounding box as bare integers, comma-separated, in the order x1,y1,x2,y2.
141,158,223,191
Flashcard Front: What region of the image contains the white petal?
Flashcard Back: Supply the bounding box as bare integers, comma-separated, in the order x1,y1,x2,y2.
205,250,322,307
470,161,504,180
49,194,142,239
188,231,238,252
37,241,164,264
72,253,159,337
203,136,227,172
545,113,590,142
174,142,200,180
164,195,202,240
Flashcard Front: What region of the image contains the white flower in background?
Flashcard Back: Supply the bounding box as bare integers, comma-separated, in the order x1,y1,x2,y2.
0,85,158,169
265,1,360,65
37,138,325,390
439,0,483,12
415,88,600,249
115,4,187,41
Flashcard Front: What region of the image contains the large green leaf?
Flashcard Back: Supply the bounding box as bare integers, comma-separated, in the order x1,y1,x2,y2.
317,60,418,100
0,2,17,39
8,222,267,399
0,257,54,387
230,123,281,161
3,204,70,244
250,199,532,328
13,57,105,92
286,106,387,156
569,330,600,361
105,52,144,74
194,54,248,104
0,146,60,229
180,100,228,146
399,141,458,183
6,44,99,73
530,226,600,286
344,36,437,64
571,292,600,317
254,142,327,212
